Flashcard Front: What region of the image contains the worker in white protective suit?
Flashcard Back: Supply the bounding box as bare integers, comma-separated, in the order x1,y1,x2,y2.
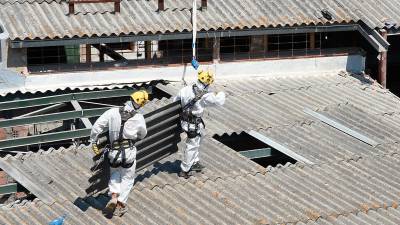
90,90,149,217
174,70,225,179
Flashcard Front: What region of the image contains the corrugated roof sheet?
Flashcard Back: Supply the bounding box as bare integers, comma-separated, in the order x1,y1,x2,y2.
2,151,400,224
338,0,400,30
144,72,400,166
0,137,262,205
2,72,400,224
0,0,355,40
1,0,399,41
162,72,400,137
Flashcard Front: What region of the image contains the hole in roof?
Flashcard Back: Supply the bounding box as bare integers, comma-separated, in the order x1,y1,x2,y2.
0,181,35,204
151,86,172,99
213,132,296,167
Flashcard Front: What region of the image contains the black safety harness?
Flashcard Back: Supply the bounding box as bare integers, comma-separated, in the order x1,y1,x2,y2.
181,84,207,138
108,107,137,168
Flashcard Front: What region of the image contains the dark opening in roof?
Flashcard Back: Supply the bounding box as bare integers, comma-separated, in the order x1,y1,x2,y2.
213,132,296,168
151,86,172,99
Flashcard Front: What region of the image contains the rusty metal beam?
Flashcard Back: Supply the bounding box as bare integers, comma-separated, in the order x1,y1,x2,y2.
379,29,388,88
145,41,152,60
158,0,164,11
86,44,91,63
213,37,220,63
201,0,207,10
309,33,316,49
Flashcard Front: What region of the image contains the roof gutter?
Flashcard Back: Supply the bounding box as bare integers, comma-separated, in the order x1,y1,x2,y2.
357,22,390,52
9,23,388,53
10,24,359,48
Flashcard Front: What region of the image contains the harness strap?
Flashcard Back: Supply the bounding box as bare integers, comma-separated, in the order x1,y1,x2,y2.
182,84,207,111
109,109,137,168
181,84,208,139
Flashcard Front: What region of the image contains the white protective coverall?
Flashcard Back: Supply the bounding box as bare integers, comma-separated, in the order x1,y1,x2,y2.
174,81,225,172
90,102,147,204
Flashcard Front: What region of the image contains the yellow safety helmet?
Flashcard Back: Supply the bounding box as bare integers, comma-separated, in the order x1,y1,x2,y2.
130,90,149,107
198,70,214,86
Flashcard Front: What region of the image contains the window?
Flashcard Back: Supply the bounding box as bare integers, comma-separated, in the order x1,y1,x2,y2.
220,36,250,60
27,46,67,66
27,39,214,73
220,33,327,61
213,132,296,167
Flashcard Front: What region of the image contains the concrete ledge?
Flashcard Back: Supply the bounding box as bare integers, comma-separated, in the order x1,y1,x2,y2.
2,54,366,95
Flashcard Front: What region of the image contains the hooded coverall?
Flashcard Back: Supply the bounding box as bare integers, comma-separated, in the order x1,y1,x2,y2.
90,103,147,204
174,81,225,172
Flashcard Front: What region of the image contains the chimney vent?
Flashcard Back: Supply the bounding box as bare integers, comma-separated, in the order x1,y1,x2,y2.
201,0,207,9
158,0,165,11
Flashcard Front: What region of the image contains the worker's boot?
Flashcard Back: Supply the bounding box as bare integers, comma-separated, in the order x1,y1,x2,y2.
178,171,190,179
191,162,205,172
104,197,117,214
114,203,128,217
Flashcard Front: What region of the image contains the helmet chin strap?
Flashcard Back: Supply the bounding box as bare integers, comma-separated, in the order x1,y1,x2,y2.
131,100,141,110
197,80,209,90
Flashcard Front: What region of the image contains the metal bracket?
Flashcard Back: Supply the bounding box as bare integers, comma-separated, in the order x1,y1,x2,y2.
71,100,92,128
304,108,379,147
248,130,314,164
240,148,272,159
357,22,390,52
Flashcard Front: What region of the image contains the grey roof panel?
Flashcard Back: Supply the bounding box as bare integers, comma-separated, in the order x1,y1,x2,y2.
2,153,400,224
2,72,400,224
0,136,262,204
0,0,355,40
0,0,399,40
189,74,400,138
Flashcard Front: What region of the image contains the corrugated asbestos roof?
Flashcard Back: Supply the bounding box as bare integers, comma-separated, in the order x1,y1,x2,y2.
2,199,400,225
0,0,355,40
0,137,262,205
338,0,400,30
2,72,400,224
2,150,400,224
164,72,400,136
0,0,399,41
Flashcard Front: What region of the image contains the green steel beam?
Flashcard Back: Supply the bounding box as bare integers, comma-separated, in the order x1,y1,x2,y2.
240,148,272,159
15,103,66,118
0,107,110,128
0,129,90,150
0,101,180,151
0,183,18,195
0,88,135,111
